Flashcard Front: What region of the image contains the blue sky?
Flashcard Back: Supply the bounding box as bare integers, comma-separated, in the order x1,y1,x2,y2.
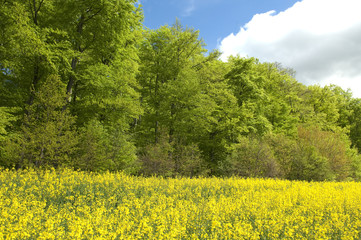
140,0,361,98
140,0,298,51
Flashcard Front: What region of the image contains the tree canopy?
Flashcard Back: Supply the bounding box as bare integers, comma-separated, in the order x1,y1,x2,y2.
1,1,361,181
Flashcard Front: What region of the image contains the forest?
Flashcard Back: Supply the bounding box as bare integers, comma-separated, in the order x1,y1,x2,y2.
1,0,361,182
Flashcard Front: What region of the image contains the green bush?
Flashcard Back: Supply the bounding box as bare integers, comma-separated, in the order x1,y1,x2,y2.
221,136,281,178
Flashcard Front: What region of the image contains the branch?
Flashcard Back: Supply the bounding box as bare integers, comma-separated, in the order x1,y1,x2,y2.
36,0,44,13
83,4,104,23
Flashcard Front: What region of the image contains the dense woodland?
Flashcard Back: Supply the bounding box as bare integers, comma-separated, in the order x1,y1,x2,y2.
1,0,361,181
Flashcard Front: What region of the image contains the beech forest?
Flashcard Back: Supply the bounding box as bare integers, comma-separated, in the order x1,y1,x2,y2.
1,0,361,182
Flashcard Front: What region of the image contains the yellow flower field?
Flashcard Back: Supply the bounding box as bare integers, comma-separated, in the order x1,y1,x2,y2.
0,168,360,239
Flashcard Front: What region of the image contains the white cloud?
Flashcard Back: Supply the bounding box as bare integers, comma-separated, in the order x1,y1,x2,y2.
182,0,196,17
219,0,361,97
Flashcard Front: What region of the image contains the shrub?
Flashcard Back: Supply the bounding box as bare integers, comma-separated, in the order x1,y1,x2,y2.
222,136,281,178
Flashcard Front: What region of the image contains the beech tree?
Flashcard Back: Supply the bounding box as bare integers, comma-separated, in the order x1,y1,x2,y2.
1,2,361,181
0,0,142,170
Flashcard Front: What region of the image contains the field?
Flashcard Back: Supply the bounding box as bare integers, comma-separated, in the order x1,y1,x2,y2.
1,169,361,239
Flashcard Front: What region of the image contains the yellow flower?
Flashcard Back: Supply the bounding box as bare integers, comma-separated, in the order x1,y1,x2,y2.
1,168,361,239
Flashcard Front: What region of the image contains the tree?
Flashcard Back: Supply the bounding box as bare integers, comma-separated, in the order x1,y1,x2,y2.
137,21,205,143
137,22,249,174
49,0,143,171
261,62,300,136
221,136,280,178
0,0,63,110
349,99,361,152
225,57,272,136
75,119,138,172
296,126,351,180
4,75,77,168
136,22,214,174
288,142,333,181
0,0,143,170
195,56,242,173
0,107,16,142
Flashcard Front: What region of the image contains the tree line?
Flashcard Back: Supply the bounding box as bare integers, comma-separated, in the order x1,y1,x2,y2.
1,0,361,181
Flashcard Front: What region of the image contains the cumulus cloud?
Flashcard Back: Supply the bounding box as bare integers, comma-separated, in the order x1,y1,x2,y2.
219,0,361,97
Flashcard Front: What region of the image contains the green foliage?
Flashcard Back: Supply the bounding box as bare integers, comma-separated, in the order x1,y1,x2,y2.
136,22,205,145
349,98,361,152
221,136,281,178
138,129,207,177
1,2,361,181
138,130,174,177
225,57,271,136
75,119,138,173
0,107,19,167
288,143,333,181
0,107,17,142
263,133,297,178
297,126,351,180
3,75,77,168
0,0,141,171
219,126,358,182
